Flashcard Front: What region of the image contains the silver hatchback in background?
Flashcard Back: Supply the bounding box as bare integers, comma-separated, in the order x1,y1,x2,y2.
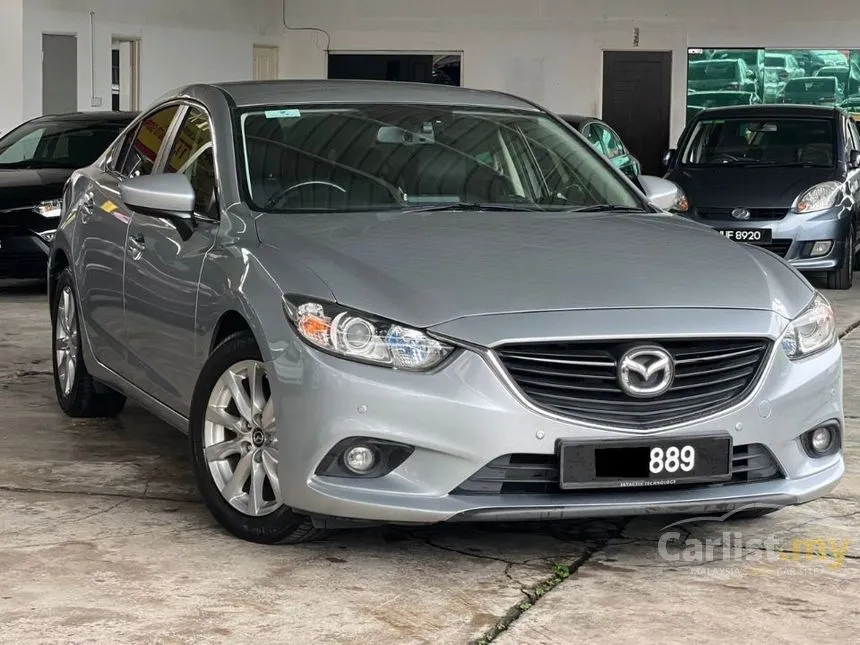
49,81,843,543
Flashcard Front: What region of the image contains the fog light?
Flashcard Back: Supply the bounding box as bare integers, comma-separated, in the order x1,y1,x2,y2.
344,445,376,474
811,427,833,454
810,241,833,257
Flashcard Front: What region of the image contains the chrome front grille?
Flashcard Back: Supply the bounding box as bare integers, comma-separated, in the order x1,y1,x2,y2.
496,338,771,429
451,444,781,495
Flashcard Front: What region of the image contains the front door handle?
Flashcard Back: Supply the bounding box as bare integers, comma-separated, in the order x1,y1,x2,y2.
79,192,94,223
127,233,145,260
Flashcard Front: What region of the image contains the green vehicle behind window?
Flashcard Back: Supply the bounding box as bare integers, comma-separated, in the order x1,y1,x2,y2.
559,114,641,180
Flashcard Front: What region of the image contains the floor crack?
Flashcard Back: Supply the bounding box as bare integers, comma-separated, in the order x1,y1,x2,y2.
469,525,624,644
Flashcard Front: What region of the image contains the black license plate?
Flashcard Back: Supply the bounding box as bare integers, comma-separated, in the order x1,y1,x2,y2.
559,435,733,490
716,228,772,244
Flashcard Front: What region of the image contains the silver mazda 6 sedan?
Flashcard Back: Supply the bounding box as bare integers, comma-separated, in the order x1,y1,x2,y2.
48,81,844,544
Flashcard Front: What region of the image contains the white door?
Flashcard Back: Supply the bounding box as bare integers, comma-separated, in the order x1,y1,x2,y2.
253,46,279,80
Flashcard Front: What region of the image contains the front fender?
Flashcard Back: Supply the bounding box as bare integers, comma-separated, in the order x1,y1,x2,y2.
195,218,335,367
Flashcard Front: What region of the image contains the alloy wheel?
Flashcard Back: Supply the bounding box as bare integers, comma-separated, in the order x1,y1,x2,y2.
55,286,79,396
203,360,281,517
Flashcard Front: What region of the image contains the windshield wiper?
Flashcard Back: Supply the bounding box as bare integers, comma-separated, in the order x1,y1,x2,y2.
567,204,649,213
401,201,546,213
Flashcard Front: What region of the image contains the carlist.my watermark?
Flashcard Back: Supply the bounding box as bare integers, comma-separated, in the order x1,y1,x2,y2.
656,505,851,572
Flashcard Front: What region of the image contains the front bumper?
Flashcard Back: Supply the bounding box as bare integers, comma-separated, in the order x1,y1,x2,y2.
687,205,850,271
271,309,843,525
0,232,52,279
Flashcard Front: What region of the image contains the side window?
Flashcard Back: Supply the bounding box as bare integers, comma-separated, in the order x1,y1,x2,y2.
582,124,605,154
163,106,217,215
842,119,854,159
598,125,624,159
118,105,179,178
848,119,860,151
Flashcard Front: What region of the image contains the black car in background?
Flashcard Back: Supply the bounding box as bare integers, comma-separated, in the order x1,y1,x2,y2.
559,114,641,180
0,111,135,280
664,105,860,289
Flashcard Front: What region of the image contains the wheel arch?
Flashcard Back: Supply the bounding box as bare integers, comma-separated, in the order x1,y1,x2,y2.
48,248,70,312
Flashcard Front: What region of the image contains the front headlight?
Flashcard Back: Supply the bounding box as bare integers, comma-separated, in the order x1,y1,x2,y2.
791,181,841,214
781,293,836,360
671,187,689,214
34,199,63,218
283,298,454,371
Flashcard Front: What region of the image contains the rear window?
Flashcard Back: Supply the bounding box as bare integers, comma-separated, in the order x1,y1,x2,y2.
681,118,836,167
689,62,738,81
785,78,836,94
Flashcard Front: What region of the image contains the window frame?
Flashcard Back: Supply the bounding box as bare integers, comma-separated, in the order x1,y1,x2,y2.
109,101,184,179
156,101,223,222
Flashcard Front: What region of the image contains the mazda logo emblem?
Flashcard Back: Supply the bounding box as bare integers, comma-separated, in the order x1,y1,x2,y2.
731,208,751,221
618,346,674,398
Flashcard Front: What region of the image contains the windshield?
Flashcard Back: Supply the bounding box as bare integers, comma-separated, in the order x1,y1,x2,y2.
0,118,127,168
237,104,642,213
681,117,835,167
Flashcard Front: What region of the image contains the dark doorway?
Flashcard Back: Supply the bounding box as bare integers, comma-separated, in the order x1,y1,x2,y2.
328,54,461,86
602,51,672,175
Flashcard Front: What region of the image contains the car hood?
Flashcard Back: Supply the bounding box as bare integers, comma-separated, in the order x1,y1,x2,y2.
0,168,72,211
667,165,838,208
256,211,814,333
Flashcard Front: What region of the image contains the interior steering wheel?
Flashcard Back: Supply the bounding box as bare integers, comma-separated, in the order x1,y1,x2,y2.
264,180,347,210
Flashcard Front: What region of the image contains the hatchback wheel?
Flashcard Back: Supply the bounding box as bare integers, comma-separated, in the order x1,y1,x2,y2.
52,268,126,418
189,331,329,544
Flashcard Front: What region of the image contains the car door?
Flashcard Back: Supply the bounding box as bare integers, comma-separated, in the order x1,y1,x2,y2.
76,106,178,373
122,103,221,415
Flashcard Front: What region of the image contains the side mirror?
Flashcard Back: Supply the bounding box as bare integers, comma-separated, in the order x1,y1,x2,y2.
638,175,683,211
850,150,860,170
120,174,195,220
662,148,677,168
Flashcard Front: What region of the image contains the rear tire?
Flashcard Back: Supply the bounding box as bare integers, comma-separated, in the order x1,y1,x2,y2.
189,331,330,544
51,268,126,418
826,228,854,290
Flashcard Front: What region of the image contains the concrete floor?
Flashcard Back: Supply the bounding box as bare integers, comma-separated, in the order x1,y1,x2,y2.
0,280,857,645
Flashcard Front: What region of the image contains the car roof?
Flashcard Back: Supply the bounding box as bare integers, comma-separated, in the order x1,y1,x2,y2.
30,111,138,123
203,80,541,111
690,104,840,119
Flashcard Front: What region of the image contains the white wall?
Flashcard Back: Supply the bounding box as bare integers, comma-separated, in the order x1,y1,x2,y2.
18,0,283,127
280,0,860,142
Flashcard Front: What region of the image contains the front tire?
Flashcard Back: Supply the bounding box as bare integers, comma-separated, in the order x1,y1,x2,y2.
826,228,854,290
51,268,126,418
189,331,329,544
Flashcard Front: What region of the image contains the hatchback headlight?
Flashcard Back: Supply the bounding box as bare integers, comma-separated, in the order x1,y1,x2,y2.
34,199,63,218
781,293,836,360
671,187,689,214
791,181,841,214
283,298,453,371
